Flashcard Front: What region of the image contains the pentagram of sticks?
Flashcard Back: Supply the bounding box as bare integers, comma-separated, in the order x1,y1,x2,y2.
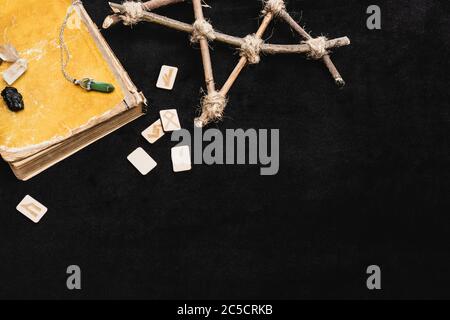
103,0,351,127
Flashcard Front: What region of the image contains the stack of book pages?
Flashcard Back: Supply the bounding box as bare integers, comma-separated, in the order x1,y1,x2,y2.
0,0,147,180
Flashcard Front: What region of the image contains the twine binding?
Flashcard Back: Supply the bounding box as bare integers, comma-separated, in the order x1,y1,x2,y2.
304,36,329,60
191,19,216,42
240,34,264,64
262,0,286,17
195,91,228,127
121,1,145,26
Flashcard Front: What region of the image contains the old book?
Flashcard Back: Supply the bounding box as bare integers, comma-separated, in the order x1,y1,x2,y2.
0,0,147,180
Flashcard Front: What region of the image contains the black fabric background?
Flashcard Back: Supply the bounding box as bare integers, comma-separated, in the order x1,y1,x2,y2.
0,0,449,299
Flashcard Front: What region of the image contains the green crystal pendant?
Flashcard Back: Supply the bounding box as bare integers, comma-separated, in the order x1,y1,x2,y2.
75,78,115,93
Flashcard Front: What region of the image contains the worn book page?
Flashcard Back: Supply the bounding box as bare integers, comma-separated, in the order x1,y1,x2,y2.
0,0,127,161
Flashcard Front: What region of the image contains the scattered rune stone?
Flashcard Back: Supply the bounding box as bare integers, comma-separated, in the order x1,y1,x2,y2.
1,86,24,112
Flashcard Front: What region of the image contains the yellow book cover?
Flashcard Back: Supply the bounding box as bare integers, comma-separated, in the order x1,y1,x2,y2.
0,0,145,163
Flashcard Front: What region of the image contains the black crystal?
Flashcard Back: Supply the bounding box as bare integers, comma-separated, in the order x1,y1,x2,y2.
1,86,24,112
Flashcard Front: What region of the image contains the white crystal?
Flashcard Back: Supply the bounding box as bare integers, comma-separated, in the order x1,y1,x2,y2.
0,44,20,62
3,58,28,85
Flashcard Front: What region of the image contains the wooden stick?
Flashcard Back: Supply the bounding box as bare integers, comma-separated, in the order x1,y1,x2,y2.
103,0,184,28
142,0,185,10
219,12,273,96
261,37,350,55
104,5,350,55
279,10,347,87
192,0,216,94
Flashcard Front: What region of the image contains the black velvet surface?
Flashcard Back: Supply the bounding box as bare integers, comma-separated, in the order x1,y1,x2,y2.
0,0,449,299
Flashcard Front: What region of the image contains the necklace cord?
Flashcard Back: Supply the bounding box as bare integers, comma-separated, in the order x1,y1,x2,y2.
60,0,82,84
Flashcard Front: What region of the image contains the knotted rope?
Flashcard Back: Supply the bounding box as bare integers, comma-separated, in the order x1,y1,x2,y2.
191,19,216,42
240,34,264,64
121,1,145,26
195,91,228,127
261,0,286,16
303,36,329,60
